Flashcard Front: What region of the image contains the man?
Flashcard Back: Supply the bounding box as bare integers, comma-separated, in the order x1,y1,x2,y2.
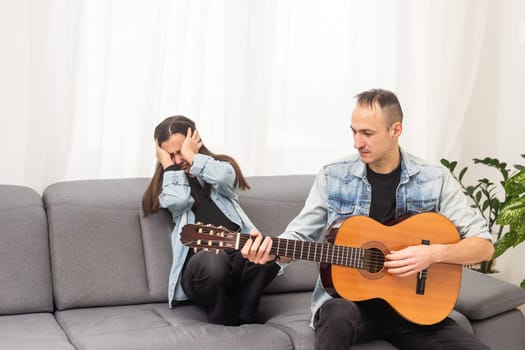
242,89,494,349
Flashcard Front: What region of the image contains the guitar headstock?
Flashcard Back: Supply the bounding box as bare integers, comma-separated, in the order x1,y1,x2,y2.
180,223,239,253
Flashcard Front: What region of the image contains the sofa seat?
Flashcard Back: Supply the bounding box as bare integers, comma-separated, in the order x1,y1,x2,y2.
0,313,74,350
55,303,293,350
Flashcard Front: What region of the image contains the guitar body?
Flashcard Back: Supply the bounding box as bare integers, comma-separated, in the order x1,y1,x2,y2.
320,213,462,325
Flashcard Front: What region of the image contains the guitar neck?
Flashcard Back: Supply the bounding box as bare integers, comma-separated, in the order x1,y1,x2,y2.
237,233,370,269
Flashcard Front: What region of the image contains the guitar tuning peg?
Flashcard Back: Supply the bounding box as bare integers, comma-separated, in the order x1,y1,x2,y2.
193,247,198,253
204,248,209,252
215,249,219,255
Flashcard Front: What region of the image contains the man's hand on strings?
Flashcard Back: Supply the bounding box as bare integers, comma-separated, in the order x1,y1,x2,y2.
384,244,436,277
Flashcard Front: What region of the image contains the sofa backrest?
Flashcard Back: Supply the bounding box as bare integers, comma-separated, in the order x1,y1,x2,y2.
239,175,319,293
42,175,318,310
43,178,171,310
0,185,54,314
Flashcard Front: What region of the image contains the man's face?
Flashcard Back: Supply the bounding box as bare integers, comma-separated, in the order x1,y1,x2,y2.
350,102,401,172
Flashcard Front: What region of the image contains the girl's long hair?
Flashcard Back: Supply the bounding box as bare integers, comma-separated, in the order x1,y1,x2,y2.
142,115,250,216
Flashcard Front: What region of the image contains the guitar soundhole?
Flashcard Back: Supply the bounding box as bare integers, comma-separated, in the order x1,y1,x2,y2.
363,248,385,274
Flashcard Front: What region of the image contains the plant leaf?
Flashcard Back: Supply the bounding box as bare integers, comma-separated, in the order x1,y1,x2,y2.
497,196,525,225
459,167,468,181
493,231,515,258
503,168,525,196
441,159,457,172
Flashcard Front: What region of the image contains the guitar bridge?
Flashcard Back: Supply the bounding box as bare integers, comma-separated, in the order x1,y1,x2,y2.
416,239,430,295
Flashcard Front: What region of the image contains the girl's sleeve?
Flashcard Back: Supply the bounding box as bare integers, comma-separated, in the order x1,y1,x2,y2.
189,154,237,198
159,169,194,218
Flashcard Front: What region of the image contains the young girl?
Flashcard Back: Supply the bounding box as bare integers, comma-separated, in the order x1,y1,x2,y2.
142,116,278,325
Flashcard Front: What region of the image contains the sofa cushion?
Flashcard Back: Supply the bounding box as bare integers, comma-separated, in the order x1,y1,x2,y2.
0,313,75,350
0,185,53,314
447,310,473,334
470,309,525,350
56,303,293,350
240,175,316,236
265,261,319,294
139,208,173,302
43,179,153,310
241,175,319,294
455,268,525,320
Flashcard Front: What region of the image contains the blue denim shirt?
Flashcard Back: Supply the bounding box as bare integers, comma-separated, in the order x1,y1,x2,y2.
159,154,255,306
278,148,492,327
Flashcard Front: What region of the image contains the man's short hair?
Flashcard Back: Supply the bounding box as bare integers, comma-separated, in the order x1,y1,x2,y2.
355,89,403,126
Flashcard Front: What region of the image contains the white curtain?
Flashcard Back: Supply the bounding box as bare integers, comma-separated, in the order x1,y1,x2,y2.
0,0,488,193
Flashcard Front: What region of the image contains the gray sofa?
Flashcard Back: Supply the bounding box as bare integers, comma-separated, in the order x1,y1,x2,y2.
1,175,525,350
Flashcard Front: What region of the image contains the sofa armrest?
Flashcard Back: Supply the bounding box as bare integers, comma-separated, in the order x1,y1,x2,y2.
455,268,525,320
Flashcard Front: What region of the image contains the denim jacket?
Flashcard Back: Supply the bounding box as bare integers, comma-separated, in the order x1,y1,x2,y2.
159,154,256,306
278,148,492,327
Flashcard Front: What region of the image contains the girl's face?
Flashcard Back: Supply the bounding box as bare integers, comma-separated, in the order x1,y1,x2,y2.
160,133,191,173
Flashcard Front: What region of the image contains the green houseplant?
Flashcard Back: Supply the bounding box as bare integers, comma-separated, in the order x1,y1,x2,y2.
440,155,525,288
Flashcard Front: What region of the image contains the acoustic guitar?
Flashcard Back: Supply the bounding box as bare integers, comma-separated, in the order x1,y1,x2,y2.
180,212,462,325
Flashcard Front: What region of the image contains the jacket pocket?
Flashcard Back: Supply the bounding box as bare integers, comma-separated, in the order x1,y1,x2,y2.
327,198,358,226
406,199,437,214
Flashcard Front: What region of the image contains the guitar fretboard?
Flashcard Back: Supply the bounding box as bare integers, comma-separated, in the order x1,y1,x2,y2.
237,234,384,271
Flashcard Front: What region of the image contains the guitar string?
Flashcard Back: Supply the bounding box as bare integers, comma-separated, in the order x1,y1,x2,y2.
193,230,386,269
205,235,386,267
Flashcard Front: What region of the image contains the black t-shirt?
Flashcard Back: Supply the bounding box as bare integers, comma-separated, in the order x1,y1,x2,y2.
186,176,240,232
163,165,240,232
184,173,240,269
367,164,401,224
